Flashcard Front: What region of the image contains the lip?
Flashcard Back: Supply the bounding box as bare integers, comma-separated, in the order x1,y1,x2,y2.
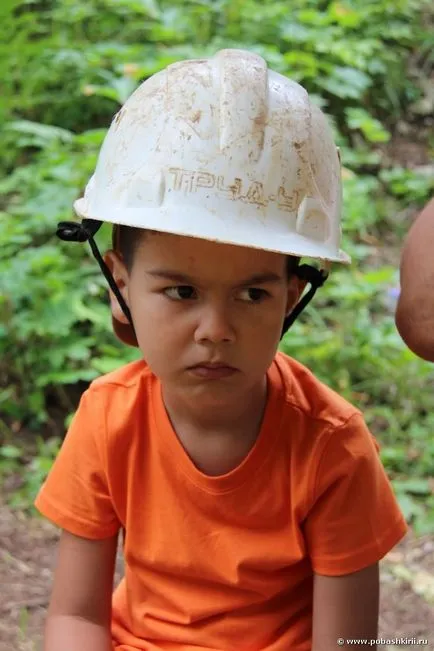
193,362,236,369
188,363,238,379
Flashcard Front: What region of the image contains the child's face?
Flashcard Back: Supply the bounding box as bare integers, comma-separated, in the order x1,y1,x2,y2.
106,231,303,408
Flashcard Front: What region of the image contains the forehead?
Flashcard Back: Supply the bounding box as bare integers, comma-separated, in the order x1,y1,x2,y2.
135,231,287,279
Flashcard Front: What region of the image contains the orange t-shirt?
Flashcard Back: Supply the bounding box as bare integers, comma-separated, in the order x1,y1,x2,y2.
35,352,407,650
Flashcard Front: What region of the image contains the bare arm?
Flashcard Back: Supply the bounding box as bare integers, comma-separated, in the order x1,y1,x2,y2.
44,529,118,651
396,198,434,361
312,563,379,651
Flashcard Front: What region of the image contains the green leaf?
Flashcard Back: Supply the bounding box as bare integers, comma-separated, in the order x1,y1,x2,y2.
6,120,74,147
392,479,432,496
0,445,21,460
137,0,160,19
91,356,127,374
328,2,362,28
395,494,425,521
413,509,434,536
318,66,371,99
345,107,391,143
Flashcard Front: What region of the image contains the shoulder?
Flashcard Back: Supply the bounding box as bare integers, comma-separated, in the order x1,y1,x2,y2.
272,354,407,567
75,359,156,444
272,352,374,483
86,359,153,409
273,351,360,429
90,358,152,391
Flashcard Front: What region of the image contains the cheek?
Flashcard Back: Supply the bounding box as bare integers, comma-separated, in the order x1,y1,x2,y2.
129,292,189,342
251,296,288,328
252,300,288,342
129,288,166,320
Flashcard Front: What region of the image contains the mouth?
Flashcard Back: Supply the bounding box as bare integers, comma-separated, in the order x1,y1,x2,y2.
190,362,237,370
188,362,238,379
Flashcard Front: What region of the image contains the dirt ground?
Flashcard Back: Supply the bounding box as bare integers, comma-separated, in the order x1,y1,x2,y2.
1,505,433,651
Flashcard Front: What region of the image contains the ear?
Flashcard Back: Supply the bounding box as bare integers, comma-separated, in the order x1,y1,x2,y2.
103,250,131,325
285,275,308,317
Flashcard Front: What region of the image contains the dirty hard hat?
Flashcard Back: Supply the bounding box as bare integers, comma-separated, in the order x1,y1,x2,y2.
74,49,349,264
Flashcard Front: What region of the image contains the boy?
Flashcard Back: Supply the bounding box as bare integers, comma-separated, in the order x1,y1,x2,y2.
35,49,407,651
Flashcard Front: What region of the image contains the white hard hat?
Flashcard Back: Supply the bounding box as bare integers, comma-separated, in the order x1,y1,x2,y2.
74,48,350,265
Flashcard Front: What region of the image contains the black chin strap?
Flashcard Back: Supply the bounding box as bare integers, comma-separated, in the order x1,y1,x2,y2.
281,264,328,337
57,220,327,339
57,219,134,327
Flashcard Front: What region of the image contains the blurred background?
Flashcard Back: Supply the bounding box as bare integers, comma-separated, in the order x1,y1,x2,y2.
0,0,433,649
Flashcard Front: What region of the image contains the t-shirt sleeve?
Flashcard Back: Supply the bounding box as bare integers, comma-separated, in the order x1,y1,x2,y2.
34,388,121,539
304,413,408,576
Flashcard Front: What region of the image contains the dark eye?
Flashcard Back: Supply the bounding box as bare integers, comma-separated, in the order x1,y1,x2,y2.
164,286,197,300
238,288,269,303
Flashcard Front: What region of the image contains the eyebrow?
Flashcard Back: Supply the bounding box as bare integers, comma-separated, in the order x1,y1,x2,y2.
146,269,284,286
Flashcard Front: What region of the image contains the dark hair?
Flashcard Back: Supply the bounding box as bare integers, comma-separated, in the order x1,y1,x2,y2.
116,225,299,276
116,225,144,271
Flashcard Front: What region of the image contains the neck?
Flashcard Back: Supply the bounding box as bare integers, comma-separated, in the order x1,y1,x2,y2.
161,376,268,436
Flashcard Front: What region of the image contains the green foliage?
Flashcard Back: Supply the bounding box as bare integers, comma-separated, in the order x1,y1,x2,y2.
380,167,434,205
0,437,61,509
1,0,433,530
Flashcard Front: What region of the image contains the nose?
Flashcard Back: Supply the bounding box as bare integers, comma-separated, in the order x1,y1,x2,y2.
194,300,236,345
